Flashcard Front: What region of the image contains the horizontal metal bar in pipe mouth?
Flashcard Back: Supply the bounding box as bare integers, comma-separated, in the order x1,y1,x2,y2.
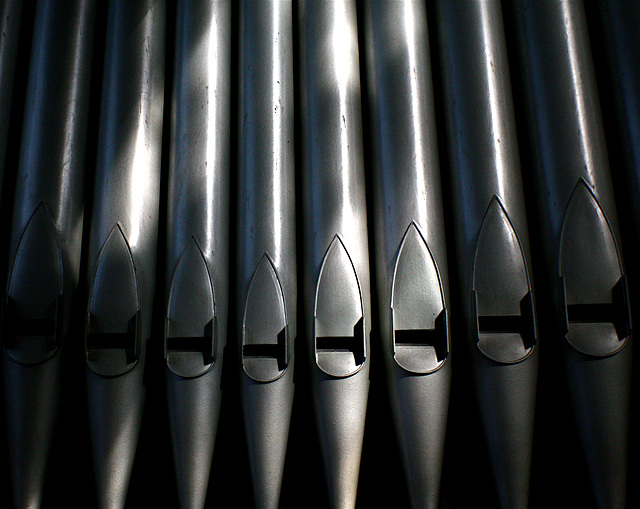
238,1,296,507
2,1,96,507
508,0,631,507
84,1,165,507
298,0,371,507
363,1,450,507
164,1,231,508
433,1,539,507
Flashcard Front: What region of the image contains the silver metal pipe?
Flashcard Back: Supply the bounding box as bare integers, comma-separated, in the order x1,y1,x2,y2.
298,1,371,507
433,1,539,507
509,1,632,507
84,1,165,507
363,1,450,507
591,0,640,309
238,1,295,508
165,1,231,508
1,2,96,507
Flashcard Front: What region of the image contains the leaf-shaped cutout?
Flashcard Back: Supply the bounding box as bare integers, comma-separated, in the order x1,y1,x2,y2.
86,223,140,376
559,179,629,356
473,196,536,364
3,203,63,365
314,235,366,377
391,222,448,374
242,254,288,382
165,237,216,378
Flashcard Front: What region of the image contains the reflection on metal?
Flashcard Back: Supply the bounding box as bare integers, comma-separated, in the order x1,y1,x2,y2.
4,204,63,365
559,179,630,356
363,1,452,506
165,1,231,507
314,235,366,378
165,237,216,379
84,1,166,506
434,1,540,506
392,223,448,374
242,254,288,383
299,1,371,505
510,1,632,506
86,223,140,377
1,2,96,507
473,197,536,364
238,1,296,506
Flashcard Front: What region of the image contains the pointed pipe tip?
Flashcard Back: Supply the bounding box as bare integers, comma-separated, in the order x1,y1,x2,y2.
87,367,145,509
252,486,282,509
9,479,43,509
13,496,42,509
475,352,538,509
91,428,137,509
173,472,208,509
566,343,631,509
175,490,207,509
390,362,451,509
242,374,294,509
321,426,365,509
248,444,287,509
167,368,222,509
3,356,64,509
314,371,369,509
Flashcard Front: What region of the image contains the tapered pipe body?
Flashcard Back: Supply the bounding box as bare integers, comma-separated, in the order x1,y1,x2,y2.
238,1,295,508
590,1,640,304
165,1,231,508
433,2,539,507
363,2,450,507
84,1,165,508
1,2,96,507
298,1,371,507
509,1,631,507
0,0,22,204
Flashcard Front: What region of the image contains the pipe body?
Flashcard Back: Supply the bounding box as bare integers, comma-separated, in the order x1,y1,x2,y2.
1,2,96,507
84,1,165,507
589,1,640,305
238,1,295,508
509,1,631,507
165,1,231,508
298,1,371,507
363,1,450,507
165,0,231,508
433,1,539,507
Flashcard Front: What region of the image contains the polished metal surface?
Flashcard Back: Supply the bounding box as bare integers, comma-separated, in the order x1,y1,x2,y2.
433,1,539,507
84,1,165,507
363,1,450,507
1,2,96,507
298,0,371,506
238,1,295,508
165,1,231,508
0,1,638,507
509,1,632,507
